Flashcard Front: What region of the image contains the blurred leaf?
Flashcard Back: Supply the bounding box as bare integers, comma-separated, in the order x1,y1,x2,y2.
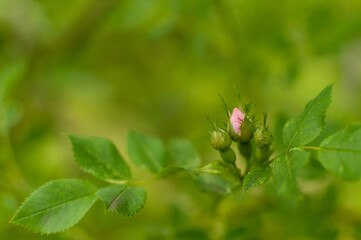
271,149,310,199
318,124,361,180
196,173,238,196
169,138,201,169
195,161,241,195
10,179,97,234
68,134,131,181
97,184,146,217
127,131,167,173
0,101,22,135
196,160,240,182
243,164,271,193
175,229,209,240
157,166,190,179
283,85,332,149
0,62,26,101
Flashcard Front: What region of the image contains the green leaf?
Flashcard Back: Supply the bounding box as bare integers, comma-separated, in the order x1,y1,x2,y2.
271,149,310,199
318,124,361,181
11,179,97,234
243,164,271,193
97,184,146,217
194,160,241,195
195,160,240,182
283,85,332,149
68,134,131,181
169,138,201,169
195,174,238,196
127,131,167,173
157,166,190,179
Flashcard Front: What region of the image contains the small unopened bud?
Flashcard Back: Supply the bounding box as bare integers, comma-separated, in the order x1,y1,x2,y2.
254,114,273,151
211,129,231,151
220,148,236,164
230,108,254,143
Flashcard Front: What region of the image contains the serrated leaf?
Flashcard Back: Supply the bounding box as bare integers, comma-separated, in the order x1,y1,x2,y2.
169,138,201,169
157,166,190,179
283,85,332,150
243,164,271,192
127,131,167,173
271,149,310,199
97,184,146,216
68,134,131,181
318,124,361,181
11,179,97,234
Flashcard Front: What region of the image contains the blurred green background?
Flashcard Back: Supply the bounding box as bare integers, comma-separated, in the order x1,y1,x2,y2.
1,0,361,239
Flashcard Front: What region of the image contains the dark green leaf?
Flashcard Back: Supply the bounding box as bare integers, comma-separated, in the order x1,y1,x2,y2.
283,85,332,149
243,164,271,192
169,138,201,169
11,179,97,234
271,149,310,199
318,124,361,180
97,184,146,217
68,134,131,181
127,131,167,173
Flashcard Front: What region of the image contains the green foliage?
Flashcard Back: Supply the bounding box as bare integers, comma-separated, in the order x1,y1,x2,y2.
97,185,147,217
283,85,333,149
242,164,271,193
169,138,201,169
318,124,361,180
271,150,310,199
68,134,131,181
10,179,97,234
127,130,168,173
10,84,361,237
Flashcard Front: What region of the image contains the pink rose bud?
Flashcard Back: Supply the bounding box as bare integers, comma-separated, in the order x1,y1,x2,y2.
229,107,254,143
230,108,246,135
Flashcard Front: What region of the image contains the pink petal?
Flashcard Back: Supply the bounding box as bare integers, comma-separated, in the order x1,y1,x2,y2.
230,108,245,135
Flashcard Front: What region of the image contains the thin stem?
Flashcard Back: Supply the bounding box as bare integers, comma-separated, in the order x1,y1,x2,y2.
300,146,321,151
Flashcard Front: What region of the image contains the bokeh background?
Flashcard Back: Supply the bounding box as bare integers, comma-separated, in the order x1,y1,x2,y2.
1,0,361,239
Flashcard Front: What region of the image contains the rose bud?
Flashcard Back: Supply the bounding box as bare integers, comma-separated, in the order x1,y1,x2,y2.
254,114,273,151
211,128,231,151
230,108,254,143
220,148,236,164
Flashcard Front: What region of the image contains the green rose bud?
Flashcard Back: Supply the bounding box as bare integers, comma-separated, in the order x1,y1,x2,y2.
254,126,273,151
211,129,231,151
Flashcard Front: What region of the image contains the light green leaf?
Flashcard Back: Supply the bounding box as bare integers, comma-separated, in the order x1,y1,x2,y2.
195,160,240,182
271,149,310,199
195,173,239,196
283,85,332,149
97,184,146,217
318,124,361,181
127,131,167,173
10,179,97,234
68,134,131,181
243,164,271,193
157,166,190,179
194,160,241,195
169,138,201,169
